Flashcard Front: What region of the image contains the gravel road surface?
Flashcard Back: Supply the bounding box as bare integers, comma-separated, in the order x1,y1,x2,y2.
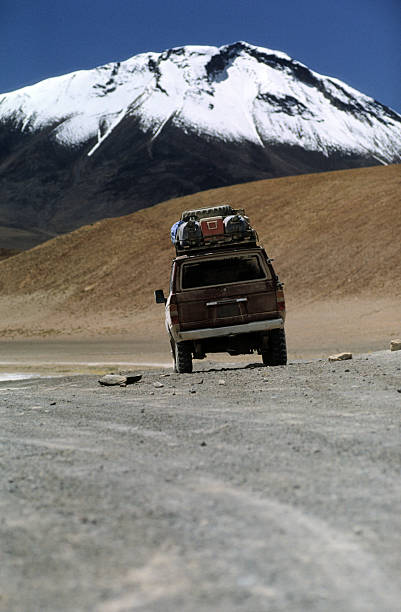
1,351,401,612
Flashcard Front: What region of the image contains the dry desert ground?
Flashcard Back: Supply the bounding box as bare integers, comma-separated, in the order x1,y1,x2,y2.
0,164,399,369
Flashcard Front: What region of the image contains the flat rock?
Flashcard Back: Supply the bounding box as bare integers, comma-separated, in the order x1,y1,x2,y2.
328,352,353,362
99,373,142,386
390,339,401,352
118,371,143,383
98,375,128,386
124,374,142,384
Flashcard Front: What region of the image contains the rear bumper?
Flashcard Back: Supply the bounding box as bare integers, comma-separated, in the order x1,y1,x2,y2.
172,318,284,342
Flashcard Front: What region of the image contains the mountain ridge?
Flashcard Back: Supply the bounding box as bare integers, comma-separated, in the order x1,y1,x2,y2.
0,41,400,247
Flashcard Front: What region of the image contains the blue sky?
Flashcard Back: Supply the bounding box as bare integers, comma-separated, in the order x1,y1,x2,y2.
1,0,400,112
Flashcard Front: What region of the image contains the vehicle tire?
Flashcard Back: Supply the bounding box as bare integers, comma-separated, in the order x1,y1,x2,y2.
262,328,287,366
174,341,193,373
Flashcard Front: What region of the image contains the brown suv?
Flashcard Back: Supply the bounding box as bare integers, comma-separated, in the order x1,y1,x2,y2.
155,243,287,373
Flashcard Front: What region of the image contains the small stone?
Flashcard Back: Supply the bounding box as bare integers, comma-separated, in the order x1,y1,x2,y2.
50,402,56,406
397,389,401,394
189,388,196,394
218,379,226,385
153,382,164,388
328,352,352,362
390,339,401,351
200,441,207,447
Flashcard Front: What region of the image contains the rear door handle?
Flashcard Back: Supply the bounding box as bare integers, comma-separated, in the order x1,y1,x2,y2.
206,298,248,306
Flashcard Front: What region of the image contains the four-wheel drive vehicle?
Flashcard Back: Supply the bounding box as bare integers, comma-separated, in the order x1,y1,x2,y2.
155,241,287,373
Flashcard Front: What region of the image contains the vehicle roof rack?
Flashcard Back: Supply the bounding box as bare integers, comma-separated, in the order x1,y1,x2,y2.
175,233,258,256
173,204,258,255
180,205,241,220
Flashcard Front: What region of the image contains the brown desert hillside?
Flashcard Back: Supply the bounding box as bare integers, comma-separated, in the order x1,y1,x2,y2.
0,164,399,354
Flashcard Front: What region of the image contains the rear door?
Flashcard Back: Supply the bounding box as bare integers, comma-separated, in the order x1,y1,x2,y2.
176,251,278,331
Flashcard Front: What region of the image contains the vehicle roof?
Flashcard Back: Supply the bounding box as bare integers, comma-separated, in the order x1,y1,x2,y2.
173,245,266,263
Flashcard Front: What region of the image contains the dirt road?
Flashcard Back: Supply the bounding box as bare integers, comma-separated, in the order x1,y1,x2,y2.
1,351,401,611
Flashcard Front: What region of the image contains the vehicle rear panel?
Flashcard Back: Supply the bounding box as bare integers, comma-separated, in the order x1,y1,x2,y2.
175,251,279,331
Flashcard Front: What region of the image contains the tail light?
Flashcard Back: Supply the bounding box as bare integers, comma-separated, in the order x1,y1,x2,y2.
276,289,286,312
168,295,180,325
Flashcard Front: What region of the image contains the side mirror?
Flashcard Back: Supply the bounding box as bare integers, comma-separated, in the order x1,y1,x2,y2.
154,289,166,304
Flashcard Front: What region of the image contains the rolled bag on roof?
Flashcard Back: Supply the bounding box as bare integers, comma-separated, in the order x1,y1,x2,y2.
171,219,203,245
224,214,250,234
170,220,184,244
177,219,202,244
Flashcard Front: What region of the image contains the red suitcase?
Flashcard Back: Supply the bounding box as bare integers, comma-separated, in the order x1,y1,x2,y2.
200,216,224,237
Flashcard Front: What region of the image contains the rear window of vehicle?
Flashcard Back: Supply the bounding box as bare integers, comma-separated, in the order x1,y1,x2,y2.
181,255,268,289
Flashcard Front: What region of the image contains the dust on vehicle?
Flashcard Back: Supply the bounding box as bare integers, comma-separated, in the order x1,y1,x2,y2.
155,205,286,373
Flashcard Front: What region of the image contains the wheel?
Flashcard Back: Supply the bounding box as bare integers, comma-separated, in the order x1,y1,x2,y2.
261,328,287,366
174,340,193,373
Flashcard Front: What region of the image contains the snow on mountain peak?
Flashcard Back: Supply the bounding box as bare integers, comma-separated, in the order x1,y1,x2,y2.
1,42,400,164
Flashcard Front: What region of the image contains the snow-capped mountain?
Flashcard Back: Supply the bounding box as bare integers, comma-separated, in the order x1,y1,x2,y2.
0,41,400,246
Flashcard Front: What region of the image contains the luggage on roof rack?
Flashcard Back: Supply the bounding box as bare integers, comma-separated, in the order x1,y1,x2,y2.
171,205,258,255
180,204,235,220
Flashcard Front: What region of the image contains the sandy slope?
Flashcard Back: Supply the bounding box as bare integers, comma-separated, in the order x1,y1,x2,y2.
0,164,399,358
